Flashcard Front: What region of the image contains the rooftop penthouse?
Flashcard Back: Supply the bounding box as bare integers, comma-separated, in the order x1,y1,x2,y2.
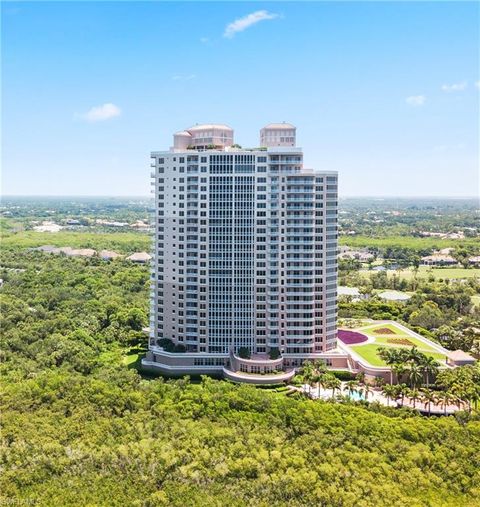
171,122,297,152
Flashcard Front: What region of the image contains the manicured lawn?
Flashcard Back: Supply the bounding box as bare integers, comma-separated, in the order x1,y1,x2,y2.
350,344,387,366
359,266,480,281
340,234,479,250
347,321,448,366
123,352,140,366
350,343,447,367
363,332,440,353
123,349,147,370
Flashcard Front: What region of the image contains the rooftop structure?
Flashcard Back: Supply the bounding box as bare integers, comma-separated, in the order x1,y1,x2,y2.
173,124,234,151
447,350,476,366
99,250,122,260
260,122,296,147
126,252,152,263
338,286,361,297
421,254,458,266
378,290,411,302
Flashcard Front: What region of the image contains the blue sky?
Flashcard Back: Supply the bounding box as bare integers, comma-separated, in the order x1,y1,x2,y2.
2,1,479,197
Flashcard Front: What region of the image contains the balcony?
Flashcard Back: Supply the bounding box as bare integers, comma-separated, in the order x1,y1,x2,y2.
223,367,295,385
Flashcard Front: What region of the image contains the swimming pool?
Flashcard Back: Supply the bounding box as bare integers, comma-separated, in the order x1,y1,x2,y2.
348,391,366,401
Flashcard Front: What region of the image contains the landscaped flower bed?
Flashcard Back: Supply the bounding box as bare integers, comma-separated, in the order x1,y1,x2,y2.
386,338,414,346
373,327,395,334
338,329,369,345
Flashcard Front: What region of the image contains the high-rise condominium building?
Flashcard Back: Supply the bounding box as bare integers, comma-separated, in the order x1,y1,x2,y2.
142,123,340,383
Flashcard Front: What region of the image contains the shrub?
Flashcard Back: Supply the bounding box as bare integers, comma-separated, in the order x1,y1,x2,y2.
157,338,186,353
238,347,251,359
331,370,357,381
269,347,280,360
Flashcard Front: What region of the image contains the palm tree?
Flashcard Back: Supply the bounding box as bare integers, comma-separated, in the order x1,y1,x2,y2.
408,363,423,389
382,384,397,407
378,348,396,384
436,391,448,416
398,384,409,407
437,391,456,416
315,372,324,399
363,384,372,401
421,389,436,415
408,346,426,365
468,388,479,413
318,373,329,399
313,359,328,375
308,374,317,398
420,356,438,389
355,371,366,385
302,362,314,397
327,377,342,400
392,363,407,385
345,380,359,399
408,388,421,409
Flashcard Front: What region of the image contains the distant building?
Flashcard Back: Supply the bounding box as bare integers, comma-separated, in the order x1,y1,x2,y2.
34,245,60,253
338,286,368,301
421,254,458,266
99,250,122,260
419,231,465,240
468,256,480,266
446,350,476,367
378,290,411,302
33,221,63,233
95,219,129,227
339,250,374,262
126,252,152,263
34,246,124,260
130,221,150,229
62,248,96,258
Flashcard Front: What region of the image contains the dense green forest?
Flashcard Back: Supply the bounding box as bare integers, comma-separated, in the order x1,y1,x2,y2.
338,197,479,238
1,227,480,506
2,195,480,506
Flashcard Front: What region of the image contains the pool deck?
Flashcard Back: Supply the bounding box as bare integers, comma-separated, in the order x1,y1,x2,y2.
296,383,466,415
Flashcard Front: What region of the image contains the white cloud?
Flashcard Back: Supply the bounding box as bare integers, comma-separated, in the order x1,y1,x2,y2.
200,37,209,44
475,81,480,89
441,81,467,92
224,10,279,38
433,143,466,153
405,95,426,106
79,103,121,122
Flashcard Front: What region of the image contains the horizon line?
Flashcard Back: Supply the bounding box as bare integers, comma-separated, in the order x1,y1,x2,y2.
1,194,479,200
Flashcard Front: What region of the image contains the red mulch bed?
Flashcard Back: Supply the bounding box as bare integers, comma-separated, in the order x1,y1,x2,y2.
338,329,369,345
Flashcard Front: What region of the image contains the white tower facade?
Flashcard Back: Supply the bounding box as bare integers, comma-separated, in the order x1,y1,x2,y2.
143,124,339,382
